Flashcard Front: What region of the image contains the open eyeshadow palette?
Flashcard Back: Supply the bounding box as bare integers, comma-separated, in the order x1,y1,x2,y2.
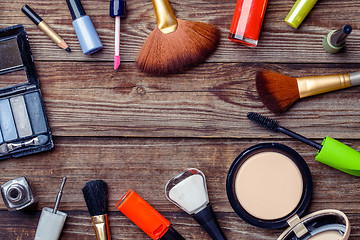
0,25,53,160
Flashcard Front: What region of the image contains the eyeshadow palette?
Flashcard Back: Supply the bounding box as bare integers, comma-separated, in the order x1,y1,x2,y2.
0,25,53,160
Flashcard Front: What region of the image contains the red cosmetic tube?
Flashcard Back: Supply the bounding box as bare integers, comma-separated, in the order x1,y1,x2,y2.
116,189,185,240
228,0,268,47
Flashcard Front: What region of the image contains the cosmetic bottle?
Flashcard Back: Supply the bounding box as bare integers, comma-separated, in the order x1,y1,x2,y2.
228,0,268,47
285,0,318,29
0,177,35,211
66,0,103,54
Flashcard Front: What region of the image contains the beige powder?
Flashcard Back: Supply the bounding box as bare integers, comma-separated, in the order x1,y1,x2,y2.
235,151,303,220
308,230,343,240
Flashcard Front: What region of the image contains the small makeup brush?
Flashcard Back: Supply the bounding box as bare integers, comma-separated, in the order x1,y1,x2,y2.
247,112,360,177
256,70,360,113
166,169,227,240
0,135,48,155
136,0,220,75
82,180,111,240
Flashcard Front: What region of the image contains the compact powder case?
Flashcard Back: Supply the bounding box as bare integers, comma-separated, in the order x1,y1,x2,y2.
226,143,351,239
0,25,53,160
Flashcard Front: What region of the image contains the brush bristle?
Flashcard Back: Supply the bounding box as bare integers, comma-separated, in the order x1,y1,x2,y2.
136,19,220,75
82,180,108,216
256,70,300,113
247,112,279,131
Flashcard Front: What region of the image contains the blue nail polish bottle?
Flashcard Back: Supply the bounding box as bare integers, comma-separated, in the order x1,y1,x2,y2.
66,0,103,55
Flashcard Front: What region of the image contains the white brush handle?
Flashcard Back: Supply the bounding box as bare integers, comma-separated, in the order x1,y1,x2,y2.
350,72,360,86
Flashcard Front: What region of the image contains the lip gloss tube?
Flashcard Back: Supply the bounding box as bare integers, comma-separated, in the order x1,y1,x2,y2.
228,0,268,47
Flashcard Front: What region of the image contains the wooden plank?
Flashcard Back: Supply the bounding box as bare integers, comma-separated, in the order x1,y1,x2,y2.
15,61,359,139
0,137,360,239
1,0,360,63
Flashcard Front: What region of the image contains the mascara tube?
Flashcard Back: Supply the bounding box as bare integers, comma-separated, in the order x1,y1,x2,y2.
66,0,103,54
116,189,185,240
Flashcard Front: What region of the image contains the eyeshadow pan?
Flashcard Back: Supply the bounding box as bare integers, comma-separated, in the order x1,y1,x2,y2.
10,95,32,138
0,38,23,72
24,92,47,134
234,151,303,220
0,98,18,141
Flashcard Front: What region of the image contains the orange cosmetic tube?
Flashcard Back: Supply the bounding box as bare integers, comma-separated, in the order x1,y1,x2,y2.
115,189,185,240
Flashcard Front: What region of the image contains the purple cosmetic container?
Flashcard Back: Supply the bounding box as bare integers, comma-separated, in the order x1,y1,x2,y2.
66,0,103,55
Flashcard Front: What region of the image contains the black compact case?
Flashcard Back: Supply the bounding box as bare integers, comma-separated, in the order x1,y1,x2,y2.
0,25,53,160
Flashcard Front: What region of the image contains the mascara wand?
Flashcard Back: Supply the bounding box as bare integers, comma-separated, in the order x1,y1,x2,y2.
247,112,360,177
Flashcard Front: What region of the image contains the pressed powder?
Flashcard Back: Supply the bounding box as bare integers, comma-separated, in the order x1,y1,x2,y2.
308,231,343,240
234,151,304,220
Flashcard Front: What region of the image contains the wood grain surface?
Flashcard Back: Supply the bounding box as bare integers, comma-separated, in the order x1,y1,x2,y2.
0,0,360,239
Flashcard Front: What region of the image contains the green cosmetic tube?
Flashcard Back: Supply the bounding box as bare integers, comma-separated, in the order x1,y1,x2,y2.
316,136,360,177
285,0,318,29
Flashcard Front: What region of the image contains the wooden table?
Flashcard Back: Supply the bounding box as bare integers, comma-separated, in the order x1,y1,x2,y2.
1,0,360,239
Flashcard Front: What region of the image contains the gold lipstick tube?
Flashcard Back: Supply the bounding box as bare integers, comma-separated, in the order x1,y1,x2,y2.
91,214,111,240
297,74,351,98
152,0,178,34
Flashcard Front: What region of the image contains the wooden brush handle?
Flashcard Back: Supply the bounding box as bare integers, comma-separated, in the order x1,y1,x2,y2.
152,0,178,34
296,73,351,98
349,71,360,86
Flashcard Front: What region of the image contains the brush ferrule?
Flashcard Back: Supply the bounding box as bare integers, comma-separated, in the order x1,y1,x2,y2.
152,0,178,34
349,71,360,86
297,73,351,98
91,214,111,240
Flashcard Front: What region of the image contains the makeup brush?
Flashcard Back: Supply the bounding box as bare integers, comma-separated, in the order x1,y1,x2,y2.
166,169,227,240
82,180,111,240
136,0,220,75
247,112,360,177
0,135,48,155
256,70,360,113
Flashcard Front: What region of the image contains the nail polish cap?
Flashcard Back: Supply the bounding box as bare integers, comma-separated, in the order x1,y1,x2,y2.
34,207,67,240
66,0,86,20
316,136,360,177
110,0,126,18
284,0,318,29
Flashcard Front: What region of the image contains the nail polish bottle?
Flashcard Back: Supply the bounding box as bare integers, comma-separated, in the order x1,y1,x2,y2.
228,0,269,47
66,0,103,55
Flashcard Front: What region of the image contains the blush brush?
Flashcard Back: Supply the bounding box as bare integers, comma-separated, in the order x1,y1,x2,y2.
82,180,111,240
256,70,360,113
247,112,360,177
136,0,220,75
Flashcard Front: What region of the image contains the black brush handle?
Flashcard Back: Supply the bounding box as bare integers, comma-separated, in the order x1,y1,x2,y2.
161,226,186,240
193,205,227,240
277,126,322,150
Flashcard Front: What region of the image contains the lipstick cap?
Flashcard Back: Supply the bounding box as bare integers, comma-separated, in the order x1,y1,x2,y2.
110,0,126,18
34,207,67,240
316,136,360,177
284,0,318,29
116,189,171,240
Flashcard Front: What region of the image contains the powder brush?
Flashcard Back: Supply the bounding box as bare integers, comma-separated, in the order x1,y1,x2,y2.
136,0,220,75
82,180,111,240
247,112,360,177
256,70,360,113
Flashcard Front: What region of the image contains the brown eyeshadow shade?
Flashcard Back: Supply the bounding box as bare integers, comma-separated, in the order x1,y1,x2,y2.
234,151,303,220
